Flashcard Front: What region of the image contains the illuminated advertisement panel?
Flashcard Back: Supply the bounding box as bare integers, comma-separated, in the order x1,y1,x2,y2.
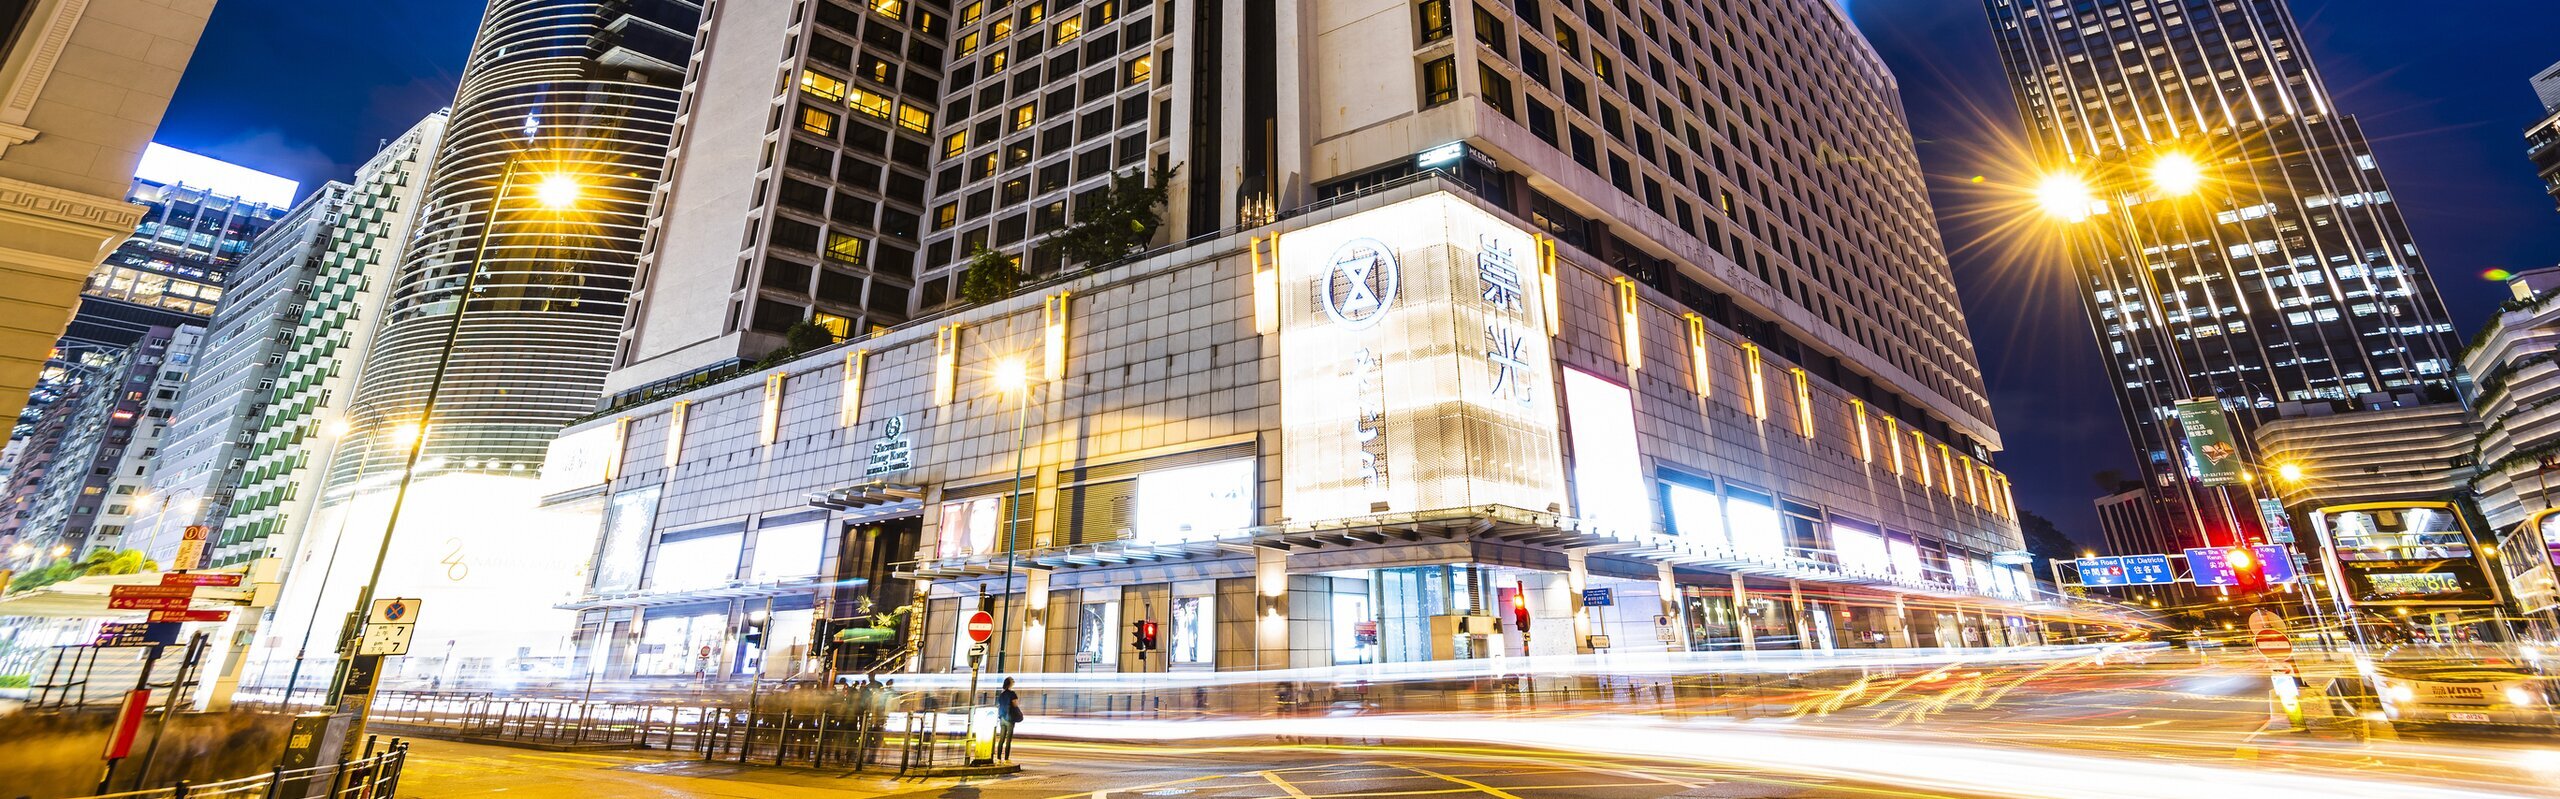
1563,367,1650,535
592,486,660,593
1279,192,1567,522
1831,526,1889,577
1663,482,1729,549
1133,459,1255,542
540,424,623,496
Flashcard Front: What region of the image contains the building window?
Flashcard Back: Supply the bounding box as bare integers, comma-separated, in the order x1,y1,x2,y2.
897,104,933,133
1421,56,1458,106
1055,17,1084,44
1477,64,1514,118
991,18,1015,41
988,49,1009,73
847,88,894,119
959,31,982,55
961,0,983,24
944,131,969,157
827,232,868,264
871,0,904,19
1418,0,1452,43
1023,1,1046,23
1013,102,1038,130
801,70,850,102
813,312,853,340
799,106,840,137
1126,55,1152,85
1474,4,1506,48
933,203,959,230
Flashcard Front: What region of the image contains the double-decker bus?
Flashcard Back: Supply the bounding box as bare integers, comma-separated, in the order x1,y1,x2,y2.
2307,501,2505,638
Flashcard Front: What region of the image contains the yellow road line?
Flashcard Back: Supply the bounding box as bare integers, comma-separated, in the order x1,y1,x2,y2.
1260,769,1318,799
1399,764,1525,799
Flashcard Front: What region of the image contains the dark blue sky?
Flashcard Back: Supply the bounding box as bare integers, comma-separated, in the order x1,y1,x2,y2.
155,1,2560,546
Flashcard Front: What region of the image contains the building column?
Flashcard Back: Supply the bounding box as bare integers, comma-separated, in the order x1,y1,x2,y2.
1657,562,1687,652
1890,594,1915,649
1014,568,1050,673
1788,580,1813,651
1255,547,1288,669
1731,572,1756,653
1567,550,1594,654
905,579,934,673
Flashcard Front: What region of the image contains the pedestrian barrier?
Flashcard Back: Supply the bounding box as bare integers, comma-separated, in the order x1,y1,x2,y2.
58,740,410,799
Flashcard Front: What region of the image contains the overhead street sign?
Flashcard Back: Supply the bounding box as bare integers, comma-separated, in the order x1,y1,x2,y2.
149,609,230,623
2076,556,2129,587
160,572,243,587
2184,547,2239,587
107,584,194,611
2120,554,2176,585
93,622,178,647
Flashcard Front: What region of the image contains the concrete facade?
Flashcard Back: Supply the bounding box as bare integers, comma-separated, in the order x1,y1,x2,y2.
0,0,218,431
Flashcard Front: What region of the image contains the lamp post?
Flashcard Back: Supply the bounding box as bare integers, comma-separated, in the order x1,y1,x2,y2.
326,157,579,762
989,357,1035,681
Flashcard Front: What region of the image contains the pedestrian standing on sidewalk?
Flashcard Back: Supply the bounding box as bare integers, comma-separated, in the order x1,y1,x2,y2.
995,677,1023,760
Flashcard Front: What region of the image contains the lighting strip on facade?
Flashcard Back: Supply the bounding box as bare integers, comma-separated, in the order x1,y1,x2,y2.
1790,368,1815,438
1683,312,1712,397
840,349,869,426
665,400,690,471
1538,236,1561,337
1250,234,1279,335
1852,400,1872,464
1913,429,1931,489
605,417,630,482
760,372,786,446
1885,415,1904,475
1614,277,1642,372
1043,292,1070,382
934,323,961,406
1938,443,1958,496
1743,343,1766,421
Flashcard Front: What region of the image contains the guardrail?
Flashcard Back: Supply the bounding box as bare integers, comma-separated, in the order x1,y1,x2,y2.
67,741,409,799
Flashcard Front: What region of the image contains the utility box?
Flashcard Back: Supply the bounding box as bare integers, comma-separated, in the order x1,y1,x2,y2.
275,711,352,799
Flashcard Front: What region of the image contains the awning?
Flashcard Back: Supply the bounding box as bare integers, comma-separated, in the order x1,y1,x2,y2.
806,480,926,522
555,575,867,612
0,570,258,620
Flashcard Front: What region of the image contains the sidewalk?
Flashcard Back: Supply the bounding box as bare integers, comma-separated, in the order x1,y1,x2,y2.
393,737,980,799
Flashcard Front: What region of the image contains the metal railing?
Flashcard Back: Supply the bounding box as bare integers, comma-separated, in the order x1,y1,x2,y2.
69,741,410,799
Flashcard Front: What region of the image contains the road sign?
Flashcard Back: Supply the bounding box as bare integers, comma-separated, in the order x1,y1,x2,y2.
159,572,243,587
2255,628,2293,659
171,525,209,570
104,690,151,759
2184,547,2239,586
1580,587,1615,606
968,642,989,658
148,609,229,623
357,621,415,656
964,609,995,643
2252,544,2299,584
2075,556,2129,586
94,622,178,647
2121,554,2176,585
107,584,194,611
1587,634,1612,649
366,597,422,624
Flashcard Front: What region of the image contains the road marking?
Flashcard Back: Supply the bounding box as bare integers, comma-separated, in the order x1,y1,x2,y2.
1398,764,1525,799
1258,770,1317,799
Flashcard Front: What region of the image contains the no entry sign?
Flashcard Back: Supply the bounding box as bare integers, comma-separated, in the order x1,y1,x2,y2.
964,610,995,643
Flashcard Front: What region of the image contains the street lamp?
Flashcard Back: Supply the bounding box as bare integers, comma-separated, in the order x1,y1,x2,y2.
2034,172,2096,222
328,156,582,762
990,356,1037,682
2149,152,2206,197
2275,462,2305,484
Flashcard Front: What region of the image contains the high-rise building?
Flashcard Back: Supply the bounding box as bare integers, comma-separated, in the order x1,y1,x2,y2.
0,0,221,434
607,0,943,393
67,145,296,350
136,182,355,563
2528,60,2560,214
522,0,2048,684
321,0,698,495
2,326,199,559
215,112,448,568
1983,0,2463,543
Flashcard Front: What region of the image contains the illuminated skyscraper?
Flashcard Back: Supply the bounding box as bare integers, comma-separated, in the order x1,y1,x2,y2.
1984,0,2461,543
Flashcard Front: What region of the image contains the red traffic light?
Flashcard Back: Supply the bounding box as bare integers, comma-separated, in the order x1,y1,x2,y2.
1132,619,1159,651
2227,547,2255,571
1510,582,1532,633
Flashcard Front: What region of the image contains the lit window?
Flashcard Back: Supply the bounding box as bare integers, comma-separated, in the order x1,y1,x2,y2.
959,31,982,55
871,0,904,18
1421,56,1457,106
1055,17,1083,44
1013,102,1037,130
944,131,969,157
1126,55,1152,85
813,312,852,340
989,49,1010,73
801,70,849,103
896,104,932,133
960,0,982,24
1024,1,1045,23
1417,0,1451,42
799,106,840,137
826,232,867,264
1095,1,1119,23
847,88,894,119
991,18,1014,39
934,203,958,230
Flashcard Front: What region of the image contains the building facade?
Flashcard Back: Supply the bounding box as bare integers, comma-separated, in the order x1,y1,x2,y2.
537,183,2072,685
319,0,699,498
2528,60,2560,214
0,0,220,431
609,0,946,393
2462,267,2560,620
1986,0,2464,546
65,145,295,351
214,112,449,568
134,183,355,563
5,326,198,559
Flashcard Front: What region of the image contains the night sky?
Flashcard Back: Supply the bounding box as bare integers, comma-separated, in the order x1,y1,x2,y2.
153,1,2560,547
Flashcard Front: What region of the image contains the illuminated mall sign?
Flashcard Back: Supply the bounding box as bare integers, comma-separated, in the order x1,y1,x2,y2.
1278,192,1567,522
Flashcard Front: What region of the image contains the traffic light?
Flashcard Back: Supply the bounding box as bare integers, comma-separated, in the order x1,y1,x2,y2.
2227,546,2267,594
1132,619,1159,652
1510,582,1532,633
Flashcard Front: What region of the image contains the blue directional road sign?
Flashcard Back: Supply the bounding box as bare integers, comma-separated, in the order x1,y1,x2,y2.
2121,554,2176,585
2253,545,2298,584
2075,557,2129,587
2185,547,2239,587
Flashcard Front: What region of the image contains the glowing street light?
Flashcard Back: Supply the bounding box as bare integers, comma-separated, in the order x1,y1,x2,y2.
2149,152,2206,197
2275,462,2305,483
534,173,583,209
991,356,1031,396
2035,172,2096,222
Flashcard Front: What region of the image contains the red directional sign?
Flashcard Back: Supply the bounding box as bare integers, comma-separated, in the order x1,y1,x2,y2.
964,610,995,643
148,609,230,623
107,584,194,611
159,572,243,587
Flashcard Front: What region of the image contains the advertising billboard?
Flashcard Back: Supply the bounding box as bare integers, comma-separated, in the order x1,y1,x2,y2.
1563,368,1649,535
1278,192,1567,523
2174,399,2243,486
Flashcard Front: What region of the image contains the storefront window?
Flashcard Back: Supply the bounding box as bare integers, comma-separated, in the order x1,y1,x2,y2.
1663,482,1727,549
652,532,742,591
1331,592,1373,665
1725,490,1786,560
1169,595,1211,665
634,612,725,676
1075,601,1119,667
748,521,825,582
